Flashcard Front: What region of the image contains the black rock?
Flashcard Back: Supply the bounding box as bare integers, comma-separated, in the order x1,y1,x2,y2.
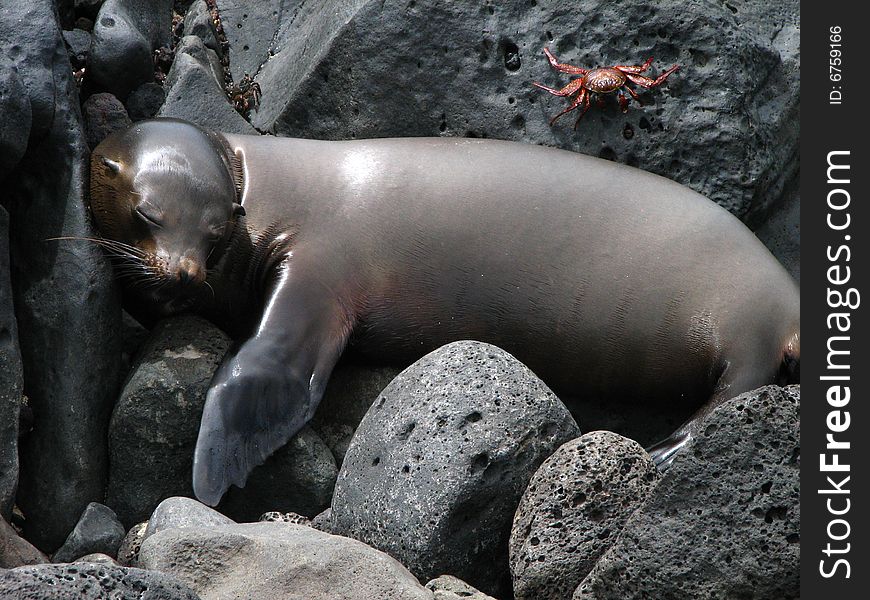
157,35,256,134
183,0,221,57
0,54,33,176
89,0,174,99
106,315,336,527
0,563,202,599
62,28,92,68
575,386,800,599
0,208,22,519
243,0,798,224
510,431,660,600
82,91,132,150
331,341,581,597
1,0,122,552
106,316,232,527
125,81,166,121
52,503,126,563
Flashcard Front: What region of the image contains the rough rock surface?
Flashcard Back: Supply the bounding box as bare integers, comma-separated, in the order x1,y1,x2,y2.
157,35,256,134
425,575,497,600
1,517,48,568
126,82,166,121
107,315,336,526
139,522,433,600
755,176,800,283
510,431,660,600
0,55,32,176
75,552,119,565
53,502,126,563
1,0,122,552
107,316,231,527
259,511,311,525
331,341,581,597
575,385,800,599
82,91,132,149
237,0,797,224
0,208,22,518
311,362,404,465
183,0,221,57
0,563,202,600
89,0,174,99
143,497,234,542
116,521,147,567
62,28,92,68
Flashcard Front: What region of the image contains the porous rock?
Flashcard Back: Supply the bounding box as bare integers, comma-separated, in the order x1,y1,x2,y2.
53,502,126,563
107,315,336,527
510,431,660,600
0,563,202,599
0,208,22,518
311,362,404,465
1,516,49,568
244,0,797,224
259,511,311,525
116,521,146,567
310,508,332,532
143,497,234,542
575,385,800,599
425,575,497,600
1,0,122,552
755,175,800,283
157,34,256,134
139,521,433,600
331,341,580,597
89,0,174,99
82,91,132,149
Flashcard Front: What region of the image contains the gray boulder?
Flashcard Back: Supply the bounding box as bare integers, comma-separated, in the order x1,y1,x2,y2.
144,497,234,542
89,0,174,99
53,502,126,563
183,0,222,57
1,0,122,552
331,341,580,597
425,575,497,600
62,28,92,68
139,522,433,600
0,208,22,518
75,552,119,564
116,521,147,567
107,315,337,527
575,385,800,599
510,431,660,600
158,35,256,134
107,315,232,527
0,563,202,600
126,82,167,121
241,0,797,224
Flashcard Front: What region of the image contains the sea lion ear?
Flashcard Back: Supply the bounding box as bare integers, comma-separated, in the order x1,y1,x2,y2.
232,203,246,217
100,156,121,175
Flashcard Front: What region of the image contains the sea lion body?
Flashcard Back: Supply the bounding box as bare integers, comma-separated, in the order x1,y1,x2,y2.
89,120,800,506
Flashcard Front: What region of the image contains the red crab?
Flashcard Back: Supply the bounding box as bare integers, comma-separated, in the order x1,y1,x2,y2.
533,47,679,128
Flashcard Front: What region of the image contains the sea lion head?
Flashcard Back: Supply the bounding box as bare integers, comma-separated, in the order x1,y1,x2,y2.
89,118,245,314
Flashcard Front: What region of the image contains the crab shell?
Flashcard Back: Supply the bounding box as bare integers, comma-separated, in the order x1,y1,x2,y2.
582,67,628,94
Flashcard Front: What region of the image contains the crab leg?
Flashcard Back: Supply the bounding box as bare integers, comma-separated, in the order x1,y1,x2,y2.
618,91,629,112
625,64,680,88
532,78,585,98
572,92,592,129
614,57,654,74
549,88,587,125
542,47,588,75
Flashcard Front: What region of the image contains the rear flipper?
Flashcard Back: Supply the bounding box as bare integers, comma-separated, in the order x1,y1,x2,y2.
647,337,800,470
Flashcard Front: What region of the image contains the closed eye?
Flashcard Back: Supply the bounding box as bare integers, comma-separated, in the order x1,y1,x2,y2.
135,206,162,227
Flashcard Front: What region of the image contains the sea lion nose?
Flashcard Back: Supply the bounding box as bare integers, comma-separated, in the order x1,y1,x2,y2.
176,258,205,286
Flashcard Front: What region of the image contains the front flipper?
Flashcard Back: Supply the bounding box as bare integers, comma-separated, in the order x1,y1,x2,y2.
192,266,352,506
